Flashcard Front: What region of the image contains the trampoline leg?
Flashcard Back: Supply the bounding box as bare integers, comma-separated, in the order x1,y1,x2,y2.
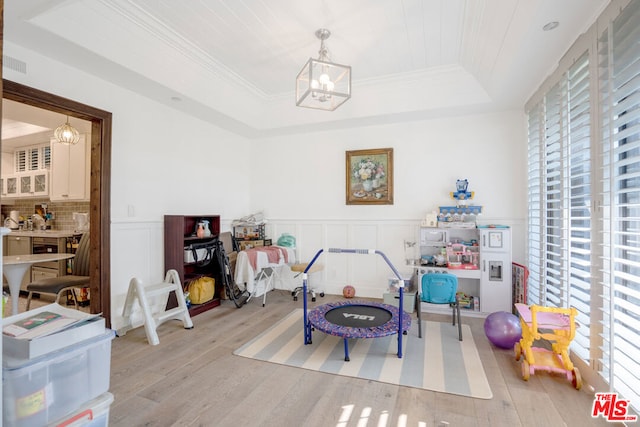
304,320,313,345
343,338,350,362
417,292,423,339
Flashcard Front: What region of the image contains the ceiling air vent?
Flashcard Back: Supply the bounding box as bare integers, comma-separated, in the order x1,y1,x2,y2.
3,55,27,74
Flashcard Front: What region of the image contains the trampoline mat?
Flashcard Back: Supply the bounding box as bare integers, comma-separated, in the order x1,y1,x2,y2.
308,300,411,339
325,304,392,328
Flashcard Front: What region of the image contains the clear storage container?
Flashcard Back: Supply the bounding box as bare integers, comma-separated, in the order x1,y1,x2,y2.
3,330,114,427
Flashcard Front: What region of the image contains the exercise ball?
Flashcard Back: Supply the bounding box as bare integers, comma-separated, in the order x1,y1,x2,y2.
484,311,522,349
343,285,356,298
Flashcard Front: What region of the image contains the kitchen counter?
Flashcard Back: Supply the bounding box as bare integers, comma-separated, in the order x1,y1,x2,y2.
5,230,80,238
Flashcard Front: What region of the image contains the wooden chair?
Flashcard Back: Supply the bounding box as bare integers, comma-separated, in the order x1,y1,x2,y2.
26,232,90,310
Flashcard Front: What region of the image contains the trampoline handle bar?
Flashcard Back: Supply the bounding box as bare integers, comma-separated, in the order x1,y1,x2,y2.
303,247,404,283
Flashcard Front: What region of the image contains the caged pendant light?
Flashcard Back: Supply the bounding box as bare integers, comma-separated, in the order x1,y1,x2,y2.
296,28,351,111
54,115,80,144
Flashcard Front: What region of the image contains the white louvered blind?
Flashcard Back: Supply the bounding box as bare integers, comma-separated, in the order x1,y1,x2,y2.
527,104,543,306
28,147,39,171
528,53,592,363
14,149,26,172
543,82,566,309
41,146,51,169
599,0,640,411
566,53,592,362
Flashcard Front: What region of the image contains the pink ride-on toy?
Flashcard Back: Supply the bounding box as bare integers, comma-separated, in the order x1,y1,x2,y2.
513,303,582,390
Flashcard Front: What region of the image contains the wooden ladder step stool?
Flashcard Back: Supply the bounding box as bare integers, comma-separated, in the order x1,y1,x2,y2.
120,269,193,345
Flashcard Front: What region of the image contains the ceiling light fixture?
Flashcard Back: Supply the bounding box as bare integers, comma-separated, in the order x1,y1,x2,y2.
296,28,351,111
54,115,80,144
543,21,559,31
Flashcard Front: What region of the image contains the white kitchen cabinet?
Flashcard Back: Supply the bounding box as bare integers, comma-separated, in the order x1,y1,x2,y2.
7,176,18,196
31,266,60,282
2,175,18,197
50,135,90,201
5,235,32,290
16,171,49,198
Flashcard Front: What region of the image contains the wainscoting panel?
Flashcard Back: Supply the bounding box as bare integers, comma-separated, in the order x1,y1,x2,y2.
267,219,422,299
110,219,164,332
107,218,524,329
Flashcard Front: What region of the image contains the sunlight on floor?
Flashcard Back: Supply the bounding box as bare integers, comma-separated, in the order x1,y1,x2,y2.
336,404,437,427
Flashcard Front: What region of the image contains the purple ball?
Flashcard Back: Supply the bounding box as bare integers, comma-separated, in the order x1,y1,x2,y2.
484,311,522,349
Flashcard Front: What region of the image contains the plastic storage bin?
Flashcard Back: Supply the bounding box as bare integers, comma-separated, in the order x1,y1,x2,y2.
49,392,114,427
3,329,114,427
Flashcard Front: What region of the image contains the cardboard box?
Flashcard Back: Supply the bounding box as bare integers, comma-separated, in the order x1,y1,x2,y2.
3,304,106,360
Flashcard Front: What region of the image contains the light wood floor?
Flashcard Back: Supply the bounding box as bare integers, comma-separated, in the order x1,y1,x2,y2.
101,290,620,427
12,291,617,426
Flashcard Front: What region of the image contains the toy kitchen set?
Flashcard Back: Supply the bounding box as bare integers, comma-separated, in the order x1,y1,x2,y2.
409,180,512,316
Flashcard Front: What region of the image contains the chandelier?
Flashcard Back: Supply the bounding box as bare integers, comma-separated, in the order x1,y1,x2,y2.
54,116,80,144
296,28,351,111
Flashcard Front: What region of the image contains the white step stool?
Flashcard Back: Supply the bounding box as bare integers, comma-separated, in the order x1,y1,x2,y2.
120,269,193,345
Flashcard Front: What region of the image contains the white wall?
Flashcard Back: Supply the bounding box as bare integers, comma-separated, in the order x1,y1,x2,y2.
255,111,528,298
4,42,252,329
3,42,528,330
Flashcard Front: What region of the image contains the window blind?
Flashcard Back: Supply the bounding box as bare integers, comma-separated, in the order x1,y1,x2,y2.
527,104,543,306
599,0,640,411
567,53,592,361
529,69,596,373
543,82,566,309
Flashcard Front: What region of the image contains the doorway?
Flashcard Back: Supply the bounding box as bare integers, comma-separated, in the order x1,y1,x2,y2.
2,80,113,327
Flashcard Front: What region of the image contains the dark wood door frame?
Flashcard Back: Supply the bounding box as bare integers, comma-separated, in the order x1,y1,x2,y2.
2,81,113,328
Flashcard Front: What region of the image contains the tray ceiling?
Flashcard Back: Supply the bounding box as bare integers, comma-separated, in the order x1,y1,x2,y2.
3,0,608,138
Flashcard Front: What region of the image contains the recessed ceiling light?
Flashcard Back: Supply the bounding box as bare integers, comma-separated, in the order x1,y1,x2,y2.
543,21,559,31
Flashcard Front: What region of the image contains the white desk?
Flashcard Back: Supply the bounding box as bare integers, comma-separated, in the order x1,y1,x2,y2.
3,253,74,315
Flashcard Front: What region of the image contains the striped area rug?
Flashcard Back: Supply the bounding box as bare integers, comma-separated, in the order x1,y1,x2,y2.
234,309,492,399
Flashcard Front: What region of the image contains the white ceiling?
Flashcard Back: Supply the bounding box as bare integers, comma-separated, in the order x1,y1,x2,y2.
3,0,608,138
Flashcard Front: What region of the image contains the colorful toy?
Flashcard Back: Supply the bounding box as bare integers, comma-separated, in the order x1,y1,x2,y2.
342,285,356,298
513,303,582,389
484,311,522,349
450,179,474,201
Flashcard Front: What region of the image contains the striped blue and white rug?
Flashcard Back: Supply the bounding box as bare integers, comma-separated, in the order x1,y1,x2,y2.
234,309,492,399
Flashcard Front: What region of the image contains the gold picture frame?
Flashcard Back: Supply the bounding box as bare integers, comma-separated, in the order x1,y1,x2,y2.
346,147,393,205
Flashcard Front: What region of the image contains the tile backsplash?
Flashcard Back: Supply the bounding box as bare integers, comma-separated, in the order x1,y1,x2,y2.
1,198,90,232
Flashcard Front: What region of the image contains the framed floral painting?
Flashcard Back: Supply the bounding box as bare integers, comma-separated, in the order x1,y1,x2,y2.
346,147,393,205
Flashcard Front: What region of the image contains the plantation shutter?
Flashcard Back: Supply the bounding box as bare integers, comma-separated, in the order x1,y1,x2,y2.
527,103,543,306
543,82,566,308
599,0,640,411
566,53,592,362
527,53,593,362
